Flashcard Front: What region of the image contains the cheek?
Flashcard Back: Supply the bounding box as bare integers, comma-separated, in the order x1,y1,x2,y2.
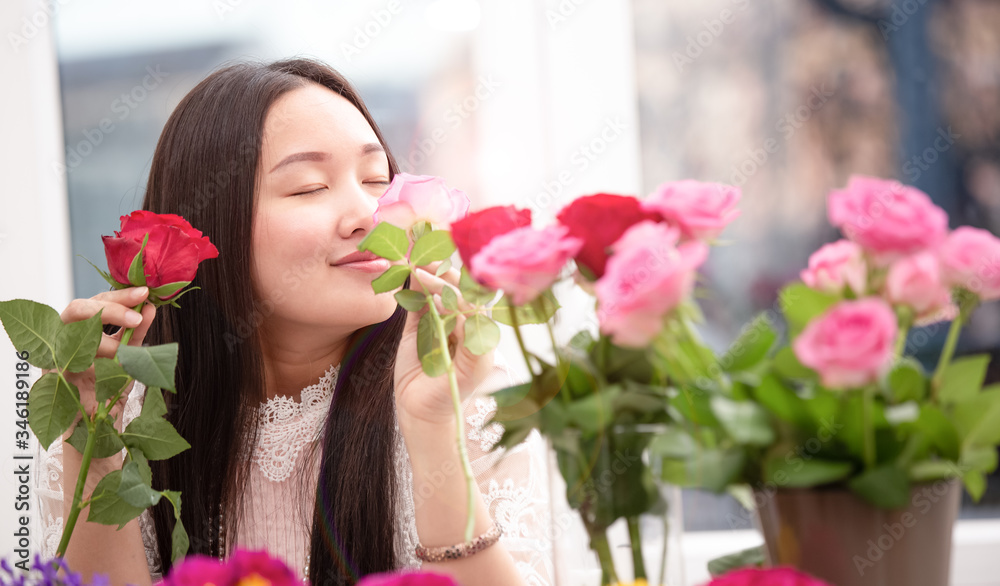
251,210,333,297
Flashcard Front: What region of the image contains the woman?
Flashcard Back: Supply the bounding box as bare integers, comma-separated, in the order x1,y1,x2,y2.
41,58,553,586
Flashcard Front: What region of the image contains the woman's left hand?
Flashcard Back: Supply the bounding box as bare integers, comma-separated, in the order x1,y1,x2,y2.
394,260,495,427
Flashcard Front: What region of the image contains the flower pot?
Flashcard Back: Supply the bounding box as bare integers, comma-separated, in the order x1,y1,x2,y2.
753,478,961,586
549,423,686,585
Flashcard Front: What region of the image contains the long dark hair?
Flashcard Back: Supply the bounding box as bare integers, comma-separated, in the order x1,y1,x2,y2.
140,58,408,585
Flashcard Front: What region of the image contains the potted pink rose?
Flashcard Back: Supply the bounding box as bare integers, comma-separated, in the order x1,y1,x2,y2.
656,175,1000,586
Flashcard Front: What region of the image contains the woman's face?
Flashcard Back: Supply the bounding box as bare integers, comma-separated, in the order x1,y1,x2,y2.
252,82,398,339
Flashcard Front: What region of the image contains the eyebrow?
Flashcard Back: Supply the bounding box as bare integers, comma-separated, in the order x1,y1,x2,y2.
269,142,386,174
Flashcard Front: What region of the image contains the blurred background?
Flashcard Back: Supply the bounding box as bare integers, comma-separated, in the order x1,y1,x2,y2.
1,0,999,583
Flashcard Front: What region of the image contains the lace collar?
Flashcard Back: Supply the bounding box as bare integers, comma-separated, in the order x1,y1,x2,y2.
252,362,340,483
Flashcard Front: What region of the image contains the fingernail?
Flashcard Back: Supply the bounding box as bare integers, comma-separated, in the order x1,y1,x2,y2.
126,311,143,326
136,286,148,296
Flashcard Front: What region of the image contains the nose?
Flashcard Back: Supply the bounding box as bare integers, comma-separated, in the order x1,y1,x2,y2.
338,181,380,239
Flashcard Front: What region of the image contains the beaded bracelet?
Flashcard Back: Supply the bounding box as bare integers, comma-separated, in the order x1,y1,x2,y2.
414,523,503,562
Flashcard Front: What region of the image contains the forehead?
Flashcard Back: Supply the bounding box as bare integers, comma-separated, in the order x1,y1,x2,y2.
260,82,380,163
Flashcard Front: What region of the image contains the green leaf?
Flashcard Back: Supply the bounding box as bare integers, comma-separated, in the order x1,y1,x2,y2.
117,343,178,392
905,405,960,461
156,285,200,309
721,314,777,372
28,373,80,450
358,222,409,261
491,290,560,326
848,465,910,509
87,470,145,529
565,388,618,433
417,311,447,377
0,299,62,369
662,448,744,492
372,265,410,294
162,487,188,562
122,414,191,460
117,460,162,508
67,417,125,459
81,255,127,289
707,546,766,577
410,230,456,266
964,470,987,501
463,314,501,356
753,374,812,428
94,358,132,404
763,457,852,488
127,233,150,287
710,396,775,446
440,285,459,312
458,266,498,305
772,346,816,381
128,450,153,485
148,281,190,303
434,257,453,276
952,386,1000,447
141,386,168,418
779,283,839,338
648,428,697,459
909,459,962,483
52,311,103,372
171,518,190,564
887,358,928,403
394,289,427,312
938,354,990,404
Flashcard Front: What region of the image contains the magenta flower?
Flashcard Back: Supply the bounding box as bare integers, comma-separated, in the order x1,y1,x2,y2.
827,175,948,264
358,570,460,585
704,566,833,586
641,179,741,242
158,549,301,586
792,298,898,390
470,224,583,305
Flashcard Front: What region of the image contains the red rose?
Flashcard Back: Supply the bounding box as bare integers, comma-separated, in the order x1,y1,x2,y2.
556,193,662,279
102,210,218,297
450,205,532,269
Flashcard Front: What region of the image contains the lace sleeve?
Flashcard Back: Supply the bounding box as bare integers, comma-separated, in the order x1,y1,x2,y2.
464,350,556,585
36,380,163,581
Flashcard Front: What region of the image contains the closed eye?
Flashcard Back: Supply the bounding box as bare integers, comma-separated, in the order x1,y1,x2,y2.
292,186,327,196
365,180,392,186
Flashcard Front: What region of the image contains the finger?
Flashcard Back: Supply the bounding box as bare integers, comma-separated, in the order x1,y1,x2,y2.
61,298,146,330
129,303,157,347
415,260,461,289
411,269,473,312
92,286,150,306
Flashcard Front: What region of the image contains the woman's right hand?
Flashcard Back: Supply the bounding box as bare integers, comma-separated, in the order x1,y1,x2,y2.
56,286,158,441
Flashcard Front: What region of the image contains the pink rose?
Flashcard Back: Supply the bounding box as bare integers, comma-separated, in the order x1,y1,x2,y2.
827,175,948,263
158,549,301,586
373,173,470,230
800,240,867,296
704,566,833,586
885,252,953,322
641,179,741,241
470,224,583,305
939,226,1000,301
793,298,898,390
358,570,459,585
158,555,231,586
595,220,708,347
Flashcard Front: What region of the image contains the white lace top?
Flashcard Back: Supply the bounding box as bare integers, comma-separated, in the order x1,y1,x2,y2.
36,350,555,584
